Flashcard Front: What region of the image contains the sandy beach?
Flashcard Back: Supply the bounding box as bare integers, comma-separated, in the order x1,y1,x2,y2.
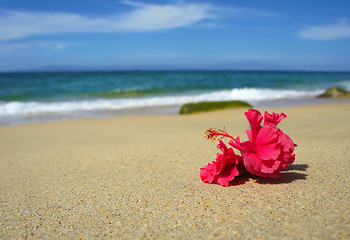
0,103,349,239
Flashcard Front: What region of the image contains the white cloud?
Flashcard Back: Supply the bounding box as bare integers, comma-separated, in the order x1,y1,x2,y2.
115,53,194,59
223,53,287,60
0,42,30,53
37,41,82,50
0,41,81,53
0,1,279,41
298,19,350,40
223,7,280,18
224,53,262,60
0,1,214,41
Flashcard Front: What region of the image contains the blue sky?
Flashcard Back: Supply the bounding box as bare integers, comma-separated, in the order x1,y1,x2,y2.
0,0,350,71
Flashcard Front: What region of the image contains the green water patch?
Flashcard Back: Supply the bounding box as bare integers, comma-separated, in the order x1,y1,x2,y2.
81,88,165,98
81,85,219,99
0,93,29,101
179,100,252,115
0,92,48,101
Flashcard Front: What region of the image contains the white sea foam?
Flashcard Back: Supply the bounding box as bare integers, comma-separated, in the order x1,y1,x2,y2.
0,88,324,116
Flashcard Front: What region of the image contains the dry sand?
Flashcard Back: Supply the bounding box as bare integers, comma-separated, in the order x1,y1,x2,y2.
0,103,349,239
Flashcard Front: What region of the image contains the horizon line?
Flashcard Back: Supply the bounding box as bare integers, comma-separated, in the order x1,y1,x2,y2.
1,68,350,74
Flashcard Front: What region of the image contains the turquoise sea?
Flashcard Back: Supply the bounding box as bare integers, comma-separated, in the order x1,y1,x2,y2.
1,71,350,126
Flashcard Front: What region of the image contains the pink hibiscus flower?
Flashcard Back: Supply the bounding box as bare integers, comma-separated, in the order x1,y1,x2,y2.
264,111,296,170
240,109,296,178
200,140,239,186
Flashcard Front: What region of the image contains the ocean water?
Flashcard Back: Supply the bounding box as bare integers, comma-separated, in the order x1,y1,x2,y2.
1,71,350,126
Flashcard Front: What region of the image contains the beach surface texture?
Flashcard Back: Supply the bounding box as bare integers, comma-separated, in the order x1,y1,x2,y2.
0,103,349,239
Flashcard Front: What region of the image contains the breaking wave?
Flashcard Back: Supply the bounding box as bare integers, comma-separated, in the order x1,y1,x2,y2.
0,87,324,116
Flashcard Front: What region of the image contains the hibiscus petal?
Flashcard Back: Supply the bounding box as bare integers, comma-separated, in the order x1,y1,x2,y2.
246,129,252,143
217,140,228,153
240,140,254,152
241,141,281,178
200,140,239,186
260,159,281,174
279,163,289,171
256,126,278,145
255,127,280,160
200,164,216,183
256,142,280,160
228,136,241,150
262,170,280,178
264,111,286,129
216,141,235,170
278,129,295,151
245,109,263,142
276,129,296,165
216,165,239,186
241,146,262,176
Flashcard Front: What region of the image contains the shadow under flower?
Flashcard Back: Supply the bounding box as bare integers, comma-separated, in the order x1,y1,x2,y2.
229,164,309,186
256,171,307,184
285,164,309,171
255,164,309,184
229,175,250,186
228,167,259,186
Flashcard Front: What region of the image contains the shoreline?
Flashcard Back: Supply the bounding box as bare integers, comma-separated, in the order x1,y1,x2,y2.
1,97,350,128
1,102,349,238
